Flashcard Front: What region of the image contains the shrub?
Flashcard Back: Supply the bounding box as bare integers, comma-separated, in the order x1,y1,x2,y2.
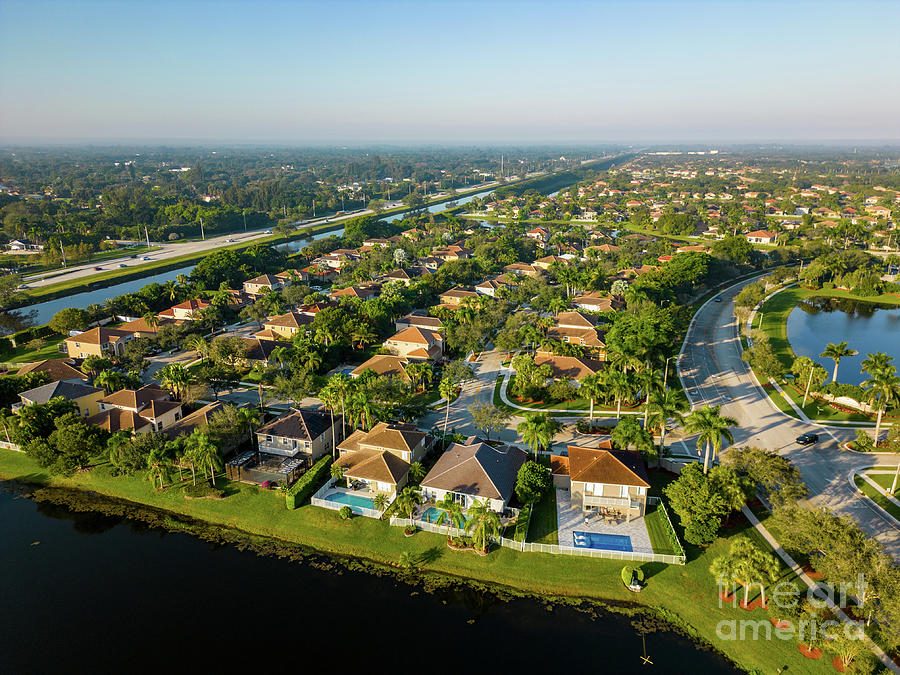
822,282,834,290
821,382,866,402
339,505,353,520
285,455,333,509
854,429,875,453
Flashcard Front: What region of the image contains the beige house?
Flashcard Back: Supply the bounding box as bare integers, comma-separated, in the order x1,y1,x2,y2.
551,443,650,521
420,438,527,513
15,380,104,418
540,311,607,360
384,326,444,361
64,327,135,358
571,292,620,313
334,422,432,496
158,298,210,321
351,354,411,383
255,408,342,461
503,262,539,277
533,354,604,382
96,384,183,432
395,313,444,334
263,311,313,339
439,287,479,305
17,358,86,382
243,273,291,296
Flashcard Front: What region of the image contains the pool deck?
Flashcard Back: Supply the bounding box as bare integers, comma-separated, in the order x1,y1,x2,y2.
555,488,653,554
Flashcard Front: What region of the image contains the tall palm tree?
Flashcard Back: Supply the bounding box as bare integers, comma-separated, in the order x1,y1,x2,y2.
184,431,221,486
604,369,634,419
318,378,343,458
465,500,502,553
146,445,170,490
406,362,433,393
646,388,687,457
187,336,209,363
269,345,290,370
439,377,456,447
636,367,665,427
434,493,466,533
142,311,160,329
684,405,738,474
157,363,192,399
861,352,894,379
861,366,900,445
394,485,422,519
516,412,560,458
94,370,125,394
81,355,111,384
821,341,857,383
579,373,604,420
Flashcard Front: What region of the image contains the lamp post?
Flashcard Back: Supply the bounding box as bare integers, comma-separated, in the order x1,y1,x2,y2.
663,355,676,390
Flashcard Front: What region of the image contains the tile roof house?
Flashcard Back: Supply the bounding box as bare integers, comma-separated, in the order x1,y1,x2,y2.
438,287,479,305
243,273,292,296
64,327,135,358
116,316,177,337
256,408,342,461
158,298,210,321
384,326,444,361
395,313,444,334
330,283,381,300
745,230,776,244
551,443,650,520
533,255,568,270
351,354,411,382
334,422,432,496
571,292,620,313
164,401,226,441
503,262,540,277
16,380,104,418
96,384,182,432
238,336,293,365
16,358,86,382
474,276,510,297
541,312,607,359
533,354,605,381
421,438,527,512
263,311,314,339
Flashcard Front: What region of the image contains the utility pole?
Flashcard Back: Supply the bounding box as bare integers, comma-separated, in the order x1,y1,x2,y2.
145,226,150,250
200,217,205,241
59,240,67,267
243,211,247,232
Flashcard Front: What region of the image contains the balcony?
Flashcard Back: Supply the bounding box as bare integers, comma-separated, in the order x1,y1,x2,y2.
583,495,630,508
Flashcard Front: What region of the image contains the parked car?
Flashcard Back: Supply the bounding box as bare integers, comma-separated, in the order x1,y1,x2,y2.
263,229,272,234
94,266,103,270
796,433,819,445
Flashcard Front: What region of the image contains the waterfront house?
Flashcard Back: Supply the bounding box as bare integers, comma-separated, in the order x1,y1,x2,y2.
15,380,104,418
255,408,342,462
158,298,210,321
420,438,527,513
550,443,649,521
94,384,182,432
63,327,135,358
333,422,432,496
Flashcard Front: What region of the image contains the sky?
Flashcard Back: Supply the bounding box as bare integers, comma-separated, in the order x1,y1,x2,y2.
1,0,899,144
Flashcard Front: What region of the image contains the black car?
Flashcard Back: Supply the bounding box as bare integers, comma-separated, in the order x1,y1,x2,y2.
796,433,819,445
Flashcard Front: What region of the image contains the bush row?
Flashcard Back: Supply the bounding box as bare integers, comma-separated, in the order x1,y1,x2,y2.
656,500,686,558
285,455,333,510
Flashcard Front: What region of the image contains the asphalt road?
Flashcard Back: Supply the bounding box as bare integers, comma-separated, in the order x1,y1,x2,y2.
679,277,900,557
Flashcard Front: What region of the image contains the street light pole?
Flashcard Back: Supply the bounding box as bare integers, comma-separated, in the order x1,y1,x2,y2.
663,356,676,390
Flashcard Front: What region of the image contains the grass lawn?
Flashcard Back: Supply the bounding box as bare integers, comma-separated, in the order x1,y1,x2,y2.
643,503,679,556
865,471,900,495
0,335,66,364
0,447,851,674
855,475,900,522
526,486,558,545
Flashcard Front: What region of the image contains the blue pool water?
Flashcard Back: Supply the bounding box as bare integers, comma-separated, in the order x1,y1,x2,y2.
572,531,633,552
419,506,469,527
324,492,376,512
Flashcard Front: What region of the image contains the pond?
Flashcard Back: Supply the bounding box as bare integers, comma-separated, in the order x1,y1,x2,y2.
0,484,737,674
786,295,900,385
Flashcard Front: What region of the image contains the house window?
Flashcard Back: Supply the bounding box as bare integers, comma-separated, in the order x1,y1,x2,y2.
620,485,629,498
266,435,273,443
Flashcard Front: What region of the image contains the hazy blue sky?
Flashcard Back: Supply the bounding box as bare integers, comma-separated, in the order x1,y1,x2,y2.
2,0,899,143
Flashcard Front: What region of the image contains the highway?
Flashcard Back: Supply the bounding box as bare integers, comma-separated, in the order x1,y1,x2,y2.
678,277,900,557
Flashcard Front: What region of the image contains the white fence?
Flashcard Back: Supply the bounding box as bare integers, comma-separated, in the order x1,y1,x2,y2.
0,440,21,452
310,477,389,520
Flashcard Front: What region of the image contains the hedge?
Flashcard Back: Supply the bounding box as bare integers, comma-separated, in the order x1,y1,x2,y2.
656,500,686,558
285,455,333,510
8,324,56,347
512,502,533,542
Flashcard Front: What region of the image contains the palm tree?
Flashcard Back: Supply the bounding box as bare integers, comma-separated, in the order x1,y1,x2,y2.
184,431,221,486
516,412,561,458
647,388,687,457
373,493,390,512
439,377,456,447
187,336,209,363
142,311,160,329
268,345,290,370
684,405,738,474
81,355,111,384
579,373,605,420
157,363,192,399
605,369,634,419
636,367,664,427
397,551,419,571
821,341,857,383
408,461,426,483
861,366,900,445
330,464,345,485
434,493,466,533
146,445,170,490
861,352,894,379
394,485,422,519
465,500,502,553
318,377,344,458
94,370,125,394
406,362,433,393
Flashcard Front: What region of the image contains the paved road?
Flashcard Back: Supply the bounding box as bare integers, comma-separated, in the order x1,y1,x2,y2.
679,278,900,556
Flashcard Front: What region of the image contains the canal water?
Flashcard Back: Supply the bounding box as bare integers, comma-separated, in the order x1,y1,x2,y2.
0,486,737,674
787,296,900,385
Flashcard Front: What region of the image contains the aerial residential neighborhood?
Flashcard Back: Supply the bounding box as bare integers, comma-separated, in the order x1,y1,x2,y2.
2,0,900,672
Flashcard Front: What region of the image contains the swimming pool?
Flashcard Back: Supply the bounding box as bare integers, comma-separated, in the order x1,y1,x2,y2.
419,507,469,527
324,491,376,513
572,531,633,552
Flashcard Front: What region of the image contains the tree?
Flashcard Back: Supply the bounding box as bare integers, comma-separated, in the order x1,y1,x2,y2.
81,355,111,384
405,361,433,393
373,493,390,511
684,405,737,474
790,356,828,406
516,412,561,457
210,335,249,367
94,369,126,394
861,365,900,444
579,373,605,420
710,536,780,607
604,369,634,419
394,485,422,518
24,412,106,477
515,460,552,504
187,335,209,362
611,416,654,458
439,377,456,446
408,461,426,483
465,500,501,553
721,446,807,509
664,463,731,545
108,430,165,476
156,363,192,399
821,341,857,383
434,493,466,532
646,388,687,456
443,360,475,386
468,402,510,441
49,307,90,335
146,442,172,490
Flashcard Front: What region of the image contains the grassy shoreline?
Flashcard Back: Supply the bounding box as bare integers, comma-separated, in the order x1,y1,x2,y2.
0,447,827,674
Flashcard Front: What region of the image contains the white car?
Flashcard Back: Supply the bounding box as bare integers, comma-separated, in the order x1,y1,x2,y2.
225,238,235,243
142,256,150,260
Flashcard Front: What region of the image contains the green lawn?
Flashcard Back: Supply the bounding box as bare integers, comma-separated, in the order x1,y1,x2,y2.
0,447,852,674
0,335,67,364
526,485,559,545
644,503,679,556
855,474,900,522
865,472,900,495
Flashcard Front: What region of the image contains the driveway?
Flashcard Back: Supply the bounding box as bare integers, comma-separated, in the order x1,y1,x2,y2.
679,278,900,557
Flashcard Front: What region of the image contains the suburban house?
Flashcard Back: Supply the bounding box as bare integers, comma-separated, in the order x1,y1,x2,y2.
164,401,226,440
15,380,104,417
334,422,432,496
63,327,135,358
474,276,510,297
395,313,444,334
6,238,44,252
116,316,177,338
542,311,607,359
381,268,416,286
94,384,182,432
255,408,342,462
351,354,411,383
243,272,292,296
420,438,528,513
236,336,293,365
330,283,381,301
526,226,550,244
533,255,569,270
503,262,540,277
262,311,314,338
571,292,620,313
438,287,479,306
158,298,210,321
534,354,604,382
384,326,444,361
550,443,650,521
16,358,87,382
745,230,776,245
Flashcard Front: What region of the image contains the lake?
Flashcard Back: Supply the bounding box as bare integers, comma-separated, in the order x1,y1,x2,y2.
786,295,900,385
0,484,737,674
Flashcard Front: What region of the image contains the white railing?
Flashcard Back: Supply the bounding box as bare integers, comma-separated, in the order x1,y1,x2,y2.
390,516,468,538
310,478,390,520
583,494,631,508
0,440,21,452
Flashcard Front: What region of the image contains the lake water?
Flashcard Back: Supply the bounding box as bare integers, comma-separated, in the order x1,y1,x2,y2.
786,296,900,385
382,187,497,223
0,484,737,674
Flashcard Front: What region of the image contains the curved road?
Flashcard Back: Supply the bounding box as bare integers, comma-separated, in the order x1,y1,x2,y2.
679,277,900,556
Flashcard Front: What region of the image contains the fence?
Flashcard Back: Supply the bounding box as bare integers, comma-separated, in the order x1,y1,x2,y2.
310,478,388,520
0,440,21,452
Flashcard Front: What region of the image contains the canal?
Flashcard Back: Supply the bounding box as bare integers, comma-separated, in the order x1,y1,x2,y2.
0,485,737,674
